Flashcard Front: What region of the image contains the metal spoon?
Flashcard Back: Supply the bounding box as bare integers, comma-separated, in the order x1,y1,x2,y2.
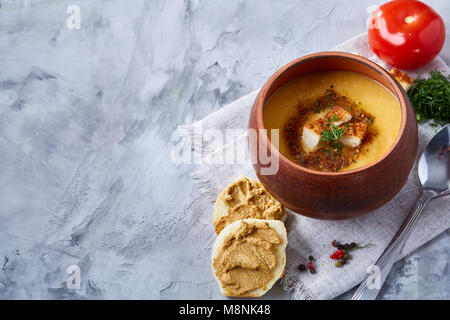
352,124,450,300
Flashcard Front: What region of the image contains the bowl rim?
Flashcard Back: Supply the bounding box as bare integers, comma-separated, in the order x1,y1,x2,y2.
256,51,408,176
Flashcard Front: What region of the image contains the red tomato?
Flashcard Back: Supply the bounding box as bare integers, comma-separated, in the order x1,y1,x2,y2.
368,0,445,70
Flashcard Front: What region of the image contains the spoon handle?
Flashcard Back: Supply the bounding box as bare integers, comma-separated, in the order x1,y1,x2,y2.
351,189,435,300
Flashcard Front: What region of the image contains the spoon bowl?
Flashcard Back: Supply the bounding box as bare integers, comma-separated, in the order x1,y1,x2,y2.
418,125,450,195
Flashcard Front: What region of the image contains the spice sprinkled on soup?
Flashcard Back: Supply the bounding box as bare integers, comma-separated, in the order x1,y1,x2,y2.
264,70,401,172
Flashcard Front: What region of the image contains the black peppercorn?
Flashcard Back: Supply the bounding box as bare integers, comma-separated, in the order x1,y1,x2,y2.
298,264,306,271
308,255,314,261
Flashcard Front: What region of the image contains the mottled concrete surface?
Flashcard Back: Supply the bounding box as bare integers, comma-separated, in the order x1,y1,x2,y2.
0,0,448,299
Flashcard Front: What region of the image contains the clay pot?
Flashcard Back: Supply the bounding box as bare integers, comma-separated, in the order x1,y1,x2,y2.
248,52,418,220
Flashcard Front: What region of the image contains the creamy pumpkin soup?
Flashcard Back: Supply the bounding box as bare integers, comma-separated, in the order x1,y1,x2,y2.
264,70,401,172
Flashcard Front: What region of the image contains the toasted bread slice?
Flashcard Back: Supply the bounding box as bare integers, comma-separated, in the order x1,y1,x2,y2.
213,177,286,234
211,219,287,298
390,68,414,91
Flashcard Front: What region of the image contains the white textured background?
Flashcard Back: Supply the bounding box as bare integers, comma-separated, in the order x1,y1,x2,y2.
0,0,448,299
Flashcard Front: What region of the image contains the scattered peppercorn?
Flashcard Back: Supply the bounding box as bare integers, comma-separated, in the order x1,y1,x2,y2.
299,255,318,274
330,240,372,268
330,249,344,260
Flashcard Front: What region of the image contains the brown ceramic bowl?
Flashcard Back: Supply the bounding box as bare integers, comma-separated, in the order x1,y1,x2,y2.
248,52,418,220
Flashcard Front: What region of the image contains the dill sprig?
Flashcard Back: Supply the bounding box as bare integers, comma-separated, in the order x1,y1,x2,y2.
321,114,344,152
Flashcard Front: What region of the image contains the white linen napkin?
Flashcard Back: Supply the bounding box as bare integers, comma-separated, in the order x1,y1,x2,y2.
183,33,449,299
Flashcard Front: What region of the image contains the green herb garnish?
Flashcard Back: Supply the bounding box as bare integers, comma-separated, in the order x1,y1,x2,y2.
322,115,345,141
407,70,450,125
321,114,345,152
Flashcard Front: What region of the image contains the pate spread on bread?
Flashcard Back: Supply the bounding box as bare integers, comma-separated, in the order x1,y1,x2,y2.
211,219,287,297
213,177,286,234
